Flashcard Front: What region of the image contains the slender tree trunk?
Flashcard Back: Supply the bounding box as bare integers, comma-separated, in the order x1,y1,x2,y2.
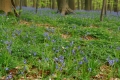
77,0,80,10
100,0,107,21
85,0,92,10
52,0,55,9
36,0,39,13
22,0,27,7
33,0,36,7
11,0,19,17
14,0,20,7
49,0,52,8
81,0,84,10
104,0,107,15
113,0,118,12
107,0,111,10
19,0,22,15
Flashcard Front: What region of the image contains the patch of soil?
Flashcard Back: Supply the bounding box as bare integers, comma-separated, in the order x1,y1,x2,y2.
61,34,71,39
1,66,51,80
82,35,97,40
92,65,120,80
19,20,32,26
19,20,55,29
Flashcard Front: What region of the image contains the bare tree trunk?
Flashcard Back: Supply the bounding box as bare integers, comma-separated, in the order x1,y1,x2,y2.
0,0,12,14
36,0,39,13
52,0,55,9
68,0,75,10
49,0,52,8
77,0,80,10
104,0,107,16
11,0,19,17
100,0,107,21
85,0,92,10
81,0,84,10
14,0,20,7
22,0,27,7
33,0,36,7
19,0,22,15
57,0,74,15
113,0,118,12
107,0,111,10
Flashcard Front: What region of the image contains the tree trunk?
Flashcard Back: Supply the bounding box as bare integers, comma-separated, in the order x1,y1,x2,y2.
14,0,19,7
77,0,80,10
85,0,92,10
49,0,52,8
57,0,74,15
52,0,56,9
33,0,36,7
22,0,27,7
0,0,12,14
107,0,111,10
100,0,106,21
68,0,75,10
36,0,39,13
113,0,118,12
81,0,84,10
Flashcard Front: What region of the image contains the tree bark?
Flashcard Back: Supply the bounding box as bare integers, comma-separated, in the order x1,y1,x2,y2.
68,0,75,10
77,0,80,10
36,0,39,13
113,0,118,12
52,0,56,9
11,0,19,17
85,0,92,10
14,0,19,7
33,0,36,7
100,0,107,21
22,0,27,7
57,0,74,15
0,0,12,14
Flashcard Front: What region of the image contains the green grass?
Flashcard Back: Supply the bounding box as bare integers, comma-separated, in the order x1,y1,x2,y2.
0,9,120,79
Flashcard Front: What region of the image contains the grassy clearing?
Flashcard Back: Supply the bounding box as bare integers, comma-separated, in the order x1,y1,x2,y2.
0,8,120,79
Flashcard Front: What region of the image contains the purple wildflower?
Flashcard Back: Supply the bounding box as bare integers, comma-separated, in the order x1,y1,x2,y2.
83,56,88,63
79,61,83,65
108,60,115,66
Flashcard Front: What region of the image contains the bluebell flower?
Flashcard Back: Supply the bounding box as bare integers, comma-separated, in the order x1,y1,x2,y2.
54,57,59,62
52,39,56,43
72,49,75,54
43,32,49,37
6,73,12,80
5,67,9,71
79,61,83,65
116,47,120,50
45,44,49,47
83,56,88,63
33,52,37,56
23,59,27,64
70,41,74,46
78,46,81,50
108,60,115,66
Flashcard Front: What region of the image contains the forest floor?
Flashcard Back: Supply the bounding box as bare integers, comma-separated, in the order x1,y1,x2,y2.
0,8,120,80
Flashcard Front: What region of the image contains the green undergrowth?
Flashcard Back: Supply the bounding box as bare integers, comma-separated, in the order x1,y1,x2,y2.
0,9,120,79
